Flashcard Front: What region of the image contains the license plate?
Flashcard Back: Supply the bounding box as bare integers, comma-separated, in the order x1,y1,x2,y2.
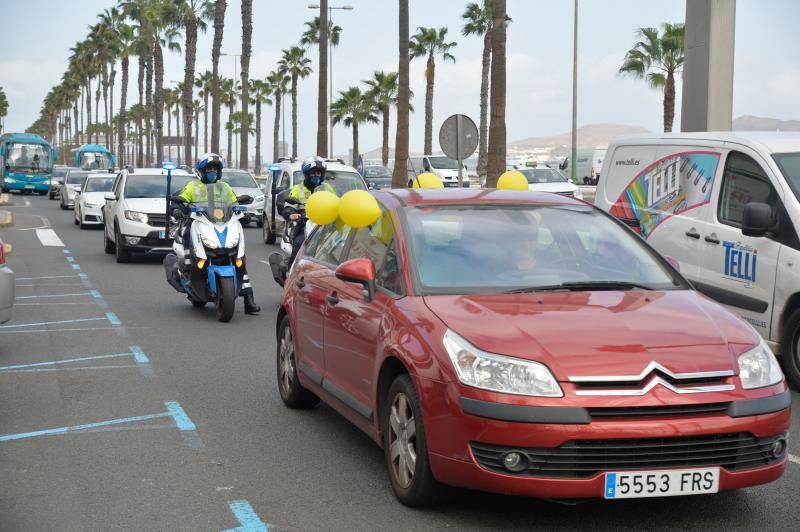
159,230,166,239
604,468,719,499
24,184,35,189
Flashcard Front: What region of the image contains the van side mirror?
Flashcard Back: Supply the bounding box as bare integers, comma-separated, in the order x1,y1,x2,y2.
237,194,254,205
104,193,117,201
335,258,376,302
741,202,773,237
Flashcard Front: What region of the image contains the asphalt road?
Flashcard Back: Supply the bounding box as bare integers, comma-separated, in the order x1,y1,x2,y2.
0,193,798,531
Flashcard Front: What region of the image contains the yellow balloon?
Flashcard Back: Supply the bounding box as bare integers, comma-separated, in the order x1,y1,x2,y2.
306,190,341,225
338,190,382,229
411,172,445,189
497,170,529,191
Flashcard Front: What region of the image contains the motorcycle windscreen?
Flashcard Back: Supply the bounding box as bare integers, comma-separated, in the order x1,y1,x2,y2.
199,183,235,223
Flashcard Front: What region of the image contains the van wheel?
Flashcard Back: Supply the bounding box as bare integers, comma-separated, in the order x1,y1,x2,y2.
103,226,115,254
263,216,276,244
114,225,131,263
781,309,800,390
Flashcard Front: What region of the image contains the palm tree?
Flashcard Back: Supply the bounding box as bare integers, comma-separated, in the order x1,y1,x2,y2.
175,0,213,166
210,0,227,153
195,70,213,153
239,0,253,170
249,79,272,174
410,27,457,155
219,77,237,164
164,87,178,159
146,0,182,163
266,70,289,162
114,19,138,167
192,98,203,162
278,46,313,159
364,71,402,168
299,15,342,47
486,0,507,186
391,0,410,189
619,23,685,133
0,87,9,135
331,87,378,169
119,0,153,166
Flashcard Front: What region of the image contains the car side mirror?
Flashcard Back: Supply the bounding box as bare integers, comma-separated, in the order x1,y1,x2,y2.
335,258,376,302
259,183,266,193
104,193,116,201
664,255,680,272
237,194,254,205
742,202,773,237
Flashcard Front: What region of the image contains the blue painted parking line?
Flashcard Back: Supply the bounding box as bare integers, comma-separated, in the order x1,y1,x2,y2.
66,256,75,263
129,346,150,364
0,327,119,335
71,264,81,271
91,290,102,299
223,500,270,532
15,275,81,282
0,401,197,443
62,250,70,254
0,352,139,371
0,317,107,329
15,292,94,300
106,312,122,326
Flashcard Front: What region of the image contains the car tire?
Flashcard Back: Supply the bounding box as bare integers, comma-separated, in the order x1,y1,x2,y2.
256,218,264,228
114,225,131,263
781,309,800,390
276,314,319,409
383,374,447,507
38,190,47,196
263,216,276,245
60,200,67,210
103,226,115,254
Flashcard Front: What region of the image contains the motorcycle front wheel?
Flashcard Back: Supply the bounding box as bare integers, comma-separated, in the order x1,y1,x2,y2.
215,276,236,322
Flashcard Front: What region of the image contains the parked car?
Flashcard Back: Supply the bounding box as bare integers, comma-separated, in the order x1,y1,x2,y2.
276,187,790,506
48,165,69,200
363,165,392,190
74,174,115,229
59,170,90,209
595,132,800,388
221,168,265,227
102,167,194,263
407,155,469,188
519,167,583,200
0,238,13,324
261,158,367,245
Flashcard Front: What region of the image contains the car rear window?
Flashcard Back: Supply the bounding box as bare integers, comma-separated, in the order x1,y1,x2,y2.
293,170,366,195
84,177,115,192
222,171,257,188
125,174,195,198
66,171,90,184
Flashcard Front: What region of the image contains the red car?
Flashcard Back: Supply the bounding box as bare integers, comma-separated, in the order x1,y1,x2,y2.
275,188,791,506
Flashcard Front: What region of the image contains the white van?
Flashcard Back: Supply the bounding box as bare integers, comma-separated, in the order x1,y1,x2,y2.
595,132,800,388
407,155,469,187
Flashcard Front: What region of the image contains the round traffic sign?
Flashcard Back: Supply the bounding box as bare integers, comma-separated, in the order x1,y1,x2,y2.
439,114,479,161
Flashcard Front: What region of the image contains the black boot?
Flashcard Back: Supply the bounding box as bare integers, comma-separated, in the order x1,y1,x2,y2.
244,293,261,314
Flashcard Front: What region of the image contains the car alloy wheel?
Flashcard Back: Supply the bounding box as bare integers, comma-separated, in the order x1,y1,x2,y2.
276,315,319,408
279,324,296,396
388,392,417,489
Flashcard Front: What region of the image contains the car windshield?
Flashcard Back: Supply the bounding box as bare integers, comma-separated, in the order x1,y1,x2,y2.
52,167,69,178
222,170,257,188
364,166,391,179
7,143,51,172
773,152,800,201
293,170,367,195
521,168,568,184
125,173,194,198
66,171,90,185
404,204,682,295
79,152,113,170
429,156,459,170
84,177,114,192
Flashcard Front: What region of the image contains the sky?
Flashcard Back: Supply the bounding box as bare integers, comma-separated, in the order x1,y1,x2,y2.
1,0,798,160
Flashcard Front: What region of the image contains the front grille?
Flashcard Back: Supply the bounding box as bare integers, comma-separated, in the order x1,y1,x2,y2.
471,432,786,479
147,213,167,227
588,403,730,419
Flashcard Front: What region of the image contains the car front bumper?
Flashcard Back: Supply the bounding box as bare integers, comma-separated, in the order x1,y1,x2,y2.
418,378,792,499
79,205,104,225
120,231,173,253
4,181,48,192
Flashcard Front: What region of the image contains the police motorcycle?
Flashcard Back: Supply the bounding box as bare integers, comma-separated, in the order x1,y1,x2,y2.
268,193,315,288
163,178,253,322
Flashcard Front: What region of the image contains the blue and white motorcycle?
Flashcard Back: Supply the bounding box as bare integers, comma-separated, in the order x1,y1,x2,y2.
164,192,253,322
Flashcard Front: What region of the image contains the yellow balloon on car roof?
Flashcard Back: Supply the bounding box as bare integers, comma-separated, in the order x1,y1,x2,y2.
338,190,382,229
497,170,529,191
412,172,445,189
305,190,340,225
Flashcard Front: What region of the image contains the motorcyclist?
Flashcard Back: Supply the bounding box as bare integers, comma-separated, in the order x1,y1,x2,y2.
281,156,335,269
175,153,261,314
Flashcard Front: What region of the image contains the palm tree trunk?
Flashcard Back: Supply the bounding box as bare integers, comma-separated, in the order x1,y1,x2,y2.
391,0,410,188
118,55,128,167
176,106,182,166
154,39,165,164
664,69,675,133
291,74,298,158
317,0,329,157
73,100,79,147
227,100,234,164
381,105,390,167
137,55,145,167
477,29,491,181
211,0,227,153
424,52,435,155
203,92,209,153
109,65,116,150
102,62,109,146
194,108,199,164
146,52,154,164
486,0,507,187
352,121,359,169
272,91,281,162
183,14,198,168
240,0,252,170
255,100,262,173
166,104,172,159
95,81,101,143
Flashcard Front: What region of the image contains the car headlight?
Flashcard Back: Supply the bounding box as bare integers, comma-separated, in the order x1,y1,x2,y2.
124,210,148,224
3,178,13,183
442,329,563,397
86,202,100,208
573,188,583,199
738,339,784,389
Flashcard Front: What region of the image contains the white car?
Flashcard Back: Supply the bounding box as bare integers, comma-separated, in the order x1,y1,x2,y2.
74,174,116,229
59,170,90,209
261,158,368,245
518,167,583,200
221,168,265,227
102,167,195,263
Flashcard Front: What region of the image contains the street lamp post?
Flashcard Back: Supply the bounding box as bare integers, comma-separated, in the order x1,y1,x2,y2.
308,4,353,159
221,52,241,167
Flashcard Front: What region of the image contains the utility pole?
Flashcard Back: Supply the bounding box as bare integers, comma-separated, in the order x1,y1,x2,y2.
571,0,578,183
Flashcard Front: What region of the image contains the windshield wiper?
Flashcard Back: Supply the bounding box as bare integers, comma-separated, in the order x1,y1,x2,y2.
505,281,656,294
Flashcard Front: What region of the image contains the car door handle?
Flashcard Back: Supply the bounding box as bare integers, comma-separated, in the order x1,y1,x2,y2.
704,235,720,244
326,293,339,306
685,230,700,239
295,277,306,289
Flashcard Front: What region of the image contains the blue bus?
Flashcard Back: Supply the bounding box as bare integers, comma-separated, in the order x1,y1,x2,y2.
0,132,55,194
70,144,115,170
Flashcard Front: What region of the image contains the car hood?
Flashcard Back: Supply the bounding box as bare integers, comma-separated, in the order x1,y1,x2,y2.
123,197,167,213
423,291,757,380
527,182,578,193
80,192,108,204
231,186,262,197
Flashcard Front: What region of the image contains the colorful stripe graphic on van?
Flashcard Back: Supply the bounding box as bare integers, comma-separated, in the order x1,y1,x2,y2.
609,151,721,238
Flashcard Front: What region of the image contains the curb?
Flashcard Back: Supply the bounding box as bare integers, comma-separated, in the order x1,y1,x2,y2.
0,194,12,207
0,210,12,227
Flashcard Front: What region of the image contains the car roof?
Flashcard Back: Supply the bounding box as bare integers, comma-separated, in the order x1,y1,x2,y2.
612,131,800,154
279,159,360,174
125,168,193,176
373,188,584,209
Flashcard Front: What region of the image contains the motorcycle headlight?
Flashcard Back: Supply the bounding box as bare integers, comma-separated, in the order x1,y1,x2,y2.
442,330,563,397
124,210,148,224
738,339,784,389
199,232,220,249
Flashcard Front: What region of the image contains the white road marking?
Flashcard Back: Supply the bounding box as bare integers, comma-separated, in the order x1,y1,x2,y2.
35,229,64,247
789,454,800,465
24,199,31,207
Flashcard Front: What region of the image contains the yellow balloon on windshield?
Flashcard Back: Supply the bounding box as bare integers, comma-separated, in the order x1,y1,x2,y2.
411,172,445,189
338,190,382,229
497,170,529,191
306,190,341,225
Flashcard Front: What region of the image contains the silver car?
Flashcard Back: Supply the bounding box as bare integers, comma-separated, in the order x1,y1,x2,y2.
0,238,14,324
60,170,90,209
221,169,265,227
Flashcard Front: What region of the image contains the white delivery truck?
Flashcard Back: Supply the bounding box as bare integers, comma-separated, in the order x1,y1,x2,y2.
595,132,800,388
407,155,469,187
